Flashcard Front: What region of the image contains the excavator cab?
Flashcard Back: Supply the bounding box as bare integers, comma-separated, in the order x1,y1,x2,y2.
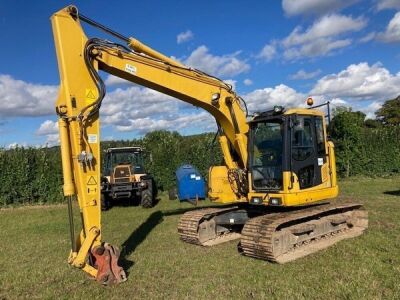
249,107,328,193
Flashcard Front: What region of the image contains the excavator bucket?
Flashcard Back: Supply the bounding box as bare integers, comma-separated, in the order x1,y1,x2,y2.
91,243,127,285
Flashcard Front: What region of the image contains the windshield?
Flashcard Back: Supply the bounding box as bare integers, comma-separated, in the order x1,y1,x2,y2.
110,151,145,174
250,120,283,190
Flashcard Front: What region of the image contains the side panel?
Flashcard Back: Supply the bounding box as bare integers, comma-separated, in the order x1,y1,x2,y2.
208,166,243,203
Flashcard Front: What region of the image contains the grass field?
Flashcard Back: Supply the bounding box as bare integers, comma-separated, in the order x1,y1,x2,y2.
1,176,400,299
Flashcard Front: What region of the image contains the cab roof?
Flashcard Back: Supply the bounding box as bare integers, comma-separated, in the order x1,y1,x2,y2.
249,107,325,123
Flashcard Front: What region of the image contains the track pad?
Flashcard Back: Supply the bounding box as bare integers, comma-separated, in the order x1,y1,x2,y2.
91,243,127,285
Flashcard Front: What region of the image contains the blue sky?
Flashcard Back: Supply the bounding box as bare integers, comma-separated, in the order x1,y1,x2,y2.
0,0,399,147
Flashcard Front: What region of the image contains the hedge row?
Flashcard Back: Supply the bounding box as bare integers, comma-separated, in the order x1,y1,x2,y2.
0,147,64,205
333,127,400,177
1,124,400,205
0,131,222,206
329,108,400,177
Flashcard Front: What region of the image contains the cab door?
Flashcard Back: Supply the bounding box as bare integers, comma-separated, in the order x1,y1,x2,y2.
290,115,323,189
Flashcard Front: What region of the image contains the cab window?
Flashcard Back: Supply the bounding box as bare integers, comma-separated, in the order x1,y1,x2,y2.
291,117,313,161
315,117,325,155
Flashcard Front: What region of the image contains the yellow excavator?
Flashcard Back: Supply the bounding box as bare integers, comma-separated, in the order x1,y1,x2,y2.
51,5,368,285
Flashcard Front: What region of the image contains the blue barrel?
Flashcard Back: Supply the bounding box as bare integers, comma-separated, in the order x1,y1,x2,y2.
176,164,206,201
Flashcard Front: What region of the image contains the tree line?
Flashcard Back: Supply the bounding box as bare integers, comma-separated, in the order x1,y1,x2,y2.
1,96,399,206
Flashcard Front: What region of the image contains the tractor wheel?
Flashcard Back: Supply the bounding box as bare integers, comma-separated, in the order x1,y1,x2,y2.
141,188,153,208
101,193,110,211
168,187,177,200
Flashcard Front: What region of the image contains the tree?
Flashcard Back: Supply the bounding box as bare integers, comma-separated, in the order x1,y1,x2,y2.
376,95,400,126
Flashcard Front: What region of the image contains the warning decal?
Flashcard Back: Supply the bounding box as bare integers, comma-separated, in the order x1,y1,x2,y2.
85,89,97,104
87,176,97,185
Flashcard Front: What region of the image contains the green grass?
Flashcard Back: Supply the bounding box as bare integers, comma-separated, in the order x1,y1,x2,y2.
1,177,400,299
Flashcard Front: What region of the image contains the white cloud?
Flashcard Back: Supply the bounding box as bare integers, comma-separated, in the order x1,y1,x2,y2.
282,14,366,60
177,30,194,44
330,98,348,106
43,134,60,147
359,32,376,43
363,101,382,119
101,62,400,131
376,0,400,11
257,43,276,61
99,85,216,135
243,79,253,86
282,0,359,17
101,86,177,123
259,14,366,61
327,97,380,119
283,38,352,60
0,74,57,117
244,84,306,113
184,45,250,77
35,120,60,147
239,62,399,120
376,12,400,43
283,15,366,47
311,62,400,101
115,111,215,134
36,120,58,136
290,69,321,80
330,99,383,119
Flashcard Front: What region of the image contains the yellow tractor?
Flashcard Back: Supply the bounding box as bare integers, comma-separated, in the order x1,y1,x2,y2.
101,147,156,210
51,5,368,285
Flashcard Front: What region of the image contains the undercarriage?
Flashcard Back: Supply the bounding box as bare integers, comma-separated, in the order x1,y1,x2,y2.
178,202,368,263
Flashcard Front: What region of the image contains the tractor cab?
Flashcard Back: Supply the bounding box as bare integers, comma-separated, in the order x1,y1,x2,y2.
103,147,145,183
